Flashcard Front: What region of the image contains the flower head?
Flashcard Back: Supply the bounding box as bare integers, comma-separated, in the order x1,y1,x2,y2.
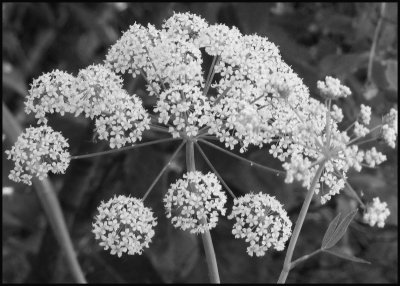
164,171,227,234
154,84,211,138
162,12,208,46
363,197,390,228
5,125,70,185
73,65,150,148
73,64,124,118
228,192,292,256
25,70,76,124
92,195,157,257
381,108,398,148
317,76,351,99
275,77,395,204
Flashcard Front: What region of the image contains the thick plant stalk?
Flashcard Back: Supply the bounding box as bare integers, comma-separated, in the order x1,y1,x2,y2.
277,163,325,284
3,103,87,283
186,141,220,283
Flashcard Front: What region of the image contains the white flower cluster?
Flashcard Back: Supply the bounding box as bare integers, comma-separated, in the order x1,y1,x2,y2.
363,197,390,228
205,32,312,152
24,64,150,149
25,70,76,124
92,195,157,257
105,12,312,152
163,171,227,234
364,147,387,167
382,108,398,148
275,77,394,204
5,125,70,185
154,84,210,138
228,192,292,256
317,76,351,99
360,104,371,125
74,65,150,149
162,12,208,45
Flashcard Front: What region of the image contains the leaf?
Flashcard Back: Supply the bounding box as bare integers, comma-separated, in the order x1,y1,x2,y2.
321,212,341,249
322,209,358,250
385,60,398,91
323,247,371,264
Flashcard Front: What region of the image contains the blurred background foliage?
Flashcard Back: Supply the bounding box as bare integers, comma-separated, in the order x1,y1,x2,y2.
2,2,398,283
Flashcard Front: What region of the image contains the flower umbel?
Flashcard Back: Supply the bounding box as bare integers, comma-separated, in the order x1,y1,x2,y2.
25,70,76,124
228,192,292,256
92,195,157,257
317,76,351,99
363,197,390,228
5,125,70,185
164,171,227,234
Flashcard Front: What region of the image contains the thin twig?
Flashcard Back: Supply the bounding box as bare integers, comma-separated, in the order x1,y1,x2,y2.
367,3,387,84
198,139,285,175
277,162,326,283
195,142,237,199
186,141,220,283
212,86,232,106
347,125,382,145
142,141,185,201
290,249,322,270
149,124,171,133
203,55,219,96
70,138,181,160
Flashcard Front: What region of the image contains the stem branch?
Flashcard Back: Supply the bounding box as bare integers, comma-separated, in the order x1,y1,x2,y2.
142,141,185,201
367,3,387,83
199,139,285,175
3,103,86,283
277,162,326,283
195,142,236,199
70,138,180,160
186,141,220,283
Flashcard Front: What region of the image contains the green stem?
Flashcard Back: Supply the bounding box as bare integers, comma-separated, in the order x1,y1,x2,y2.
70,137,180,160
204,55,219,96
367,3,386,83
195,142,236,199
347,125,382,145
142,141,185,201
198,139,285,175
277,162,326,284
149,124,171,133
186,141,220,283
290,249,322,270
3,103,86,283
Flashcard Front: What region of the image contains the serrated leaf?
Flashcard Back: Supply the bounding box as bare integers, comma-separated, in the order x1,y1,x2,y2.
321,212,341,249
324,248,371,264
323,209,358,249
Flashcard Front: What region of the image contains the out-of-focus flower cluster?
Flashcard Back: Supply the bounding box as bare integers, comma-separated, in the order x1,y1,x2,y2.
363,197,390,228
92,195,157,257
381,108,398,149
164,171,227,234
5,125,70,185
228,192,292,256
316,76,351,99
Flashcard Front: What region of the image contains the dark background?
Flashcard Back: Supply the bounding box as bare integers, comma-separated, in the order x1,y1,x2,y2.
2,2,398,283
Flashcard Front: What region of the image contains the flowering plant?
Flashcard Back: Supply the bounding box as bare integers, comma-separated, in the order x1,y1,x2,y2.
5,11,397,284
